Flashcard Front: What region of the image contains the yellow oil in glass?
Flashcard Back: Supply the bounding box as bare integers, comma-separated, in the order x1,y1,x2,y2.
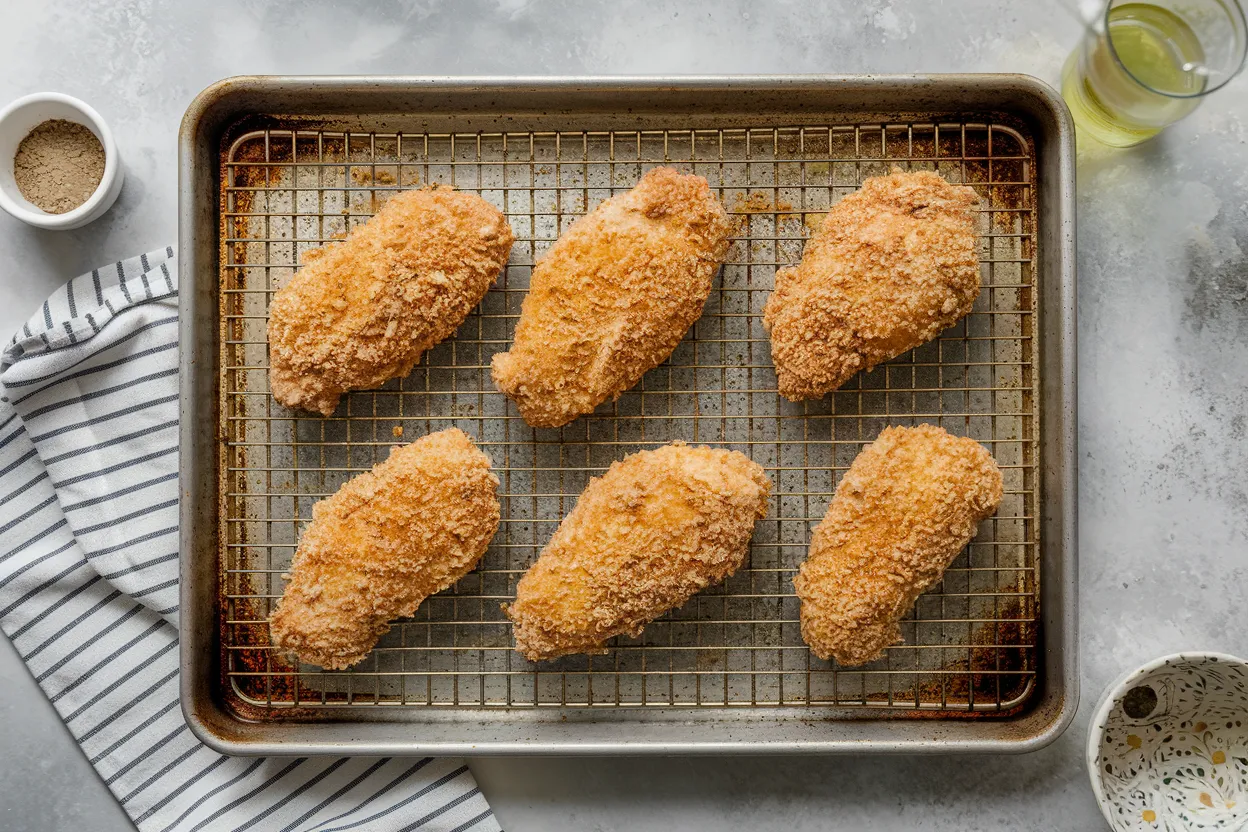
1062,3,1208,146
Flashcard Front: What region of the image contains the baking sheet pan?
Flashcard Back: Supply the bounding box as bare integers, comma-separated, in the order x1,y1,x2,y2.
179,76,1076,755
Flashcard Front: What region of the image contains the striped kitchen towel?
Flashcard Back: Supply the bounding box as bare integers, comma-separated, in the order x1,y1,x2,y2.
0,248,499,832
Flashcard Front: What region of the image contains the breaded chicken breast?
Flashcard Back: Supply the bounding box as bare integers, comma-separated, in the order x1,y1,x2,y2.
268,186,514,415
269,428,500,669
794,424,1002,666
491,167,730,428
505,442,770,662
763,169,980,401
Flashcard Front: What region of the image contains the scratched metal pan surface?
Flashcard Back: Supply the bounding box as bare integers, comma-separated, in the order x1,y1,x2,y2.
178,76,1076,756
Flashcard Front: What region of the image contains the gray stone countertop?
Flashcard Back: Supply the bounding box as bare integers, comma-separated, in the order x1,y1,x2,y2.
2,1,1246,830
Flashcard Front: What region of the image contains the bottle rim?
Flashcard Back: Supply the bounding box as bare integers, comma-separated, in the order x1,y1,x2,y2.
1102,0,1247,99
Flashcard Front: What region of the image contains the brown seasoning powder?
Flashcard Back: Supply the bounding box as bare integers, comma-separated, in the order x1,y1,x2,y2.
14,119,106,214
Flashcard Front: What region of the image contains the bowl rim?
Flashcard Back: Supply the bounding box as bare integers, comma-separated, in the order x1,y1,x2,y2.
1086,650,1248,829
0,91,120,229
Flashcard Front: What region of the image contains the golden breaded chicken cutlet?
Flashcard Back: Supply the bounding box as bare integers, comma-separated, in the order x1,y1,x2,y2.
491,167,731,428
793,424,1002,666
269,428,500,669
763,169,980,401
268,186,514,415
505,442,770,662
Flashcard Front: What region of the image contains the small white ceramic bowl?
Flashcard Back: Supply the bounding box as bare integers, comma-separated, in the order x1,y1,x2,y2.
1088,652,1248,832
0,92,123,230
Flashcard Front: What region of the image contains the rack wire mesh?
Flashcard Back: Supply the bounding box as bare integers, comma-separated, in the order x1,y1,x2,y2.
219,118,1039,715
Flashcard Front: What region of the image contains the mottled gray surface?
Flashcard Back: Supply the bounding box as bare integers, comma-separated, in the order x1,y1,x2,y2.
1,1,1246,830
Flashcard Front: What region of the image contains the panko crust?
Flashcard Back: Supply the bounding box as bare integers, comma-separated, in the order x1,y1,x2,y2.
491,167,731,428
793,424,1002,666
762,169,980,401
504,442,771,662
269,428,500,669
268,186,514,415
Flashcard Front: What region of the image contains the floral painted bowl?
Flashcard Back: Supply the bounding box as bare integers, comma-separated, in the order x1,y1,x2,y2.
1088,652,1248,832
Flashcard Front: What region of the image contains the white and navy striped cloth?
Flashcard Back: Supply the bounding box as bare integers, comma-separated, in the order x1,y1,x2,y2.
0,249,499,832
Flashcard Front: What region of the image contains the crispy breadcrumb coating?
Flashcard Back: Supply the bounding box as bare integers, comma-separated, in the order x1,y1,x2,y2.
763,169,980,401
505,442,770,662
268,186,514,415
491,167,730,428
793,424,1002,666
269,428,500,669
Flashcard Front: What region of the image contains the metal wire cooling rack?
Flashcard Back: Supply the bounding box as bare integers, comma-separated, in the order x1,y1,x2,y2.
218,120,1039,715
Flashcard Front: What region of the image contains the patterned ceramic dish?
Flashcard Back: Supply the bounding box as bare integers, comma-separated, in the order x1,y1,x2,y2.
1088,652,1248,831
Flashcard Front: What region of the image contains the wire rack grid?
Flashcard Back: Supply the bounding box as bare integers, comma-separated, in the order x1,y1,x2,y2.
218,118,1039,716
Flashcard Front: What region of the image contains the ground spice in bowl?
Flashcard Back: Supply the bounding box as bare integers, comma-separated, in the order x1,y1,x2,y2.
14,119,106,214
